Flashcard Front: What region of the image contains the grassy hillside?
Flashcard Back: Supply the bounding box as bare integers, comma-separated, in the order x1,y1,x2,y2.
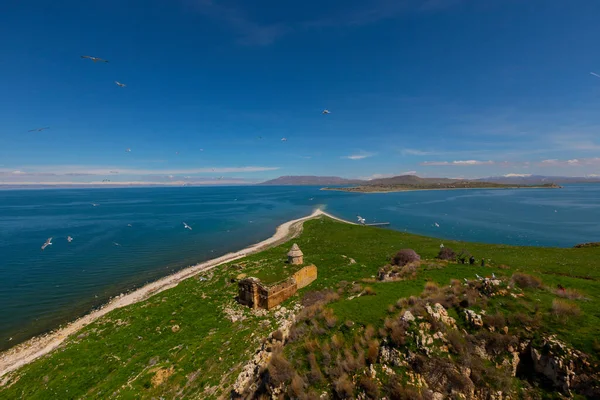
1,217,598,399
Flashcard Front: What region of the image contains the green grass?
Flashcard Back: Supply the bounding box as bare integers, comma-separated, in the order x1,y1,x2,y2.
1,217,598,399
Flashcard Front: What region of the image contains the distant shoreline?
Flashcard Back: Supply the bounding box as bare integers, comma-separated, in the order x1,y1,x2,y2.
321,184,561,194
0,209,351,379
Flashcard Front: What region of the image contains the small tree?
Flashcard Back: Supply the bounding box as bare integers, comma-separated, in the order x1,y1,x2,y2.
457,249,471,264
437,247,456,261
392,249,420,266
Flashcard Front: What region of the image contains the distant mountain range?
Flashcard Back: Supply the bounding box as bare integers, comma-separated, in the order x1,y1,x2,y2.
259,174,600,186
259,176,363,185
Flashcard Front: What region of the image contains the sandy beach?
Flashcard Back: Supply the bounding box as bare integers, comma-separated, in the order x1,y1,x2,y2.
0,208,353,380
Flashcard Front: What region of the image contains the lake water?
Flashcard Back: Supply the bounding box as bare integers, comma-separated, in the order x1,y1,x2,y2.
1,184,599,348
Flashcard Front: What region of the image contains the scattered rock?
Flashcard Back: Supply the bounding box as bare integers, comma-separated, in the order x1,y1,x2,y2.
464,309,483,328
171,325,180,333
401,310,415,323
425,303,457,328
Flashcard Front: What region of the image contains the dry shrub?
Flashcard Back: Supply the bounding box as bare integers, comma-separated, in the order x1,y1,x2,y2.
401,263,418,278
483,313,506,330
321,308,338,329
386,376,426,400
364,286,376,296
268,352,295,386
331,333,343,350
511,272,542,289
364,325,376,341
359,376,380,399
389,321,407,347
508,312,541,330
555,288,584,300
366,340,380,365
350,283,363,294
307,353,324,384
303,338,318,352
288,373,306,398
309,319,326,336
552,298,581,318
387,304,396,313
476,331,518,356
334,373,355,399
423,281,439,294
392,249,421,266
272,329,284,342
450,278,462,287
447,329,467,355
288,323,307,342
341,349,359,373
437,247,456,261
302,289,340,307
498,264,510,270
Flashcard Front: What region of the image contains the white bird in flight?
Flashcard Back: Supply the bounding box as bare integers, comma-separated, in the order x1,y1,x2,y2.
357,216,366,225
41,237,53,250
91,203,99,207
591,72,600,79
125,148,131,153
67,236,73,243
434,222,440,227
81,55,109,63
322,109,331,114
28,127,50,132
113,242,121,247
183,222,192,230
440,243,444,248
281,138,287,142
127,224,132,227
115,81,126,88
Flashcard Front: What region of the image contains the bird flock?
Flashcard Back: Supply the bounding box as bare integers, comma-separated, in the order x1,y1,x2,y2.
29,55,332,151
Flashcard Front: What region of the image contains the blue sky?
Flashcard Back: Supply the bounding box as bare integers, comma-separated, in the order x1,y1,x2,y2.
1,0,600,184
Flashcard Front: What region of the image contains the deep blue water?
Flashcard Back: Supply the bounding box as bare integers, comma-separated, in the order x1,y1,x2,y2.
0,184,599,348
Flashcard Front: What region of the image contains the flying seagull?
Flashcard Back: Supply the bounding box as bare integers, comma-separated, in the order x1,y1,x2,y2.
281,138,287,142
113,242,121,247
591,72,600,79
91,203,99,207
114,81,126,87
322,109,331,114
67,236,73,243
183,222,192,230
81,55,109,63
28,127,50,132
125,148,131,153
41,237,53,250
357,216,366,225
127,224,132,227
434,222,440,228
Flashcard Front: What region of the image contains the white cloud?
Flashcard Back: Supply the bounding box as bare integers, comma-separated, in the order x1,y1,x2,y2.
539,158,600,167
342,152,375,160
401,148,438,156
503,173,532,177
420,160,494,166
0,165,280,176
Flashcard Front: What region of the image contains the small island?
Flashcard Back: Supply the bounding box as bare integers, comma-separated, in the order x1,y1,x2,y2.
322,179,561,193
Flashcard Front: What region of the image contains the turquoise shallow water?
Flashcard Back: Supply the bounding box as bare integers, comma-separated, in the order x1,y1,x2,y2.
0,184,599,348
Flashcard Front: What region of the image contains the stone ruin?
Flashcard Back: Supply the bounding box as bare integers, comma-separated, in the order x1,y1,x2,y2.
238,244,316,310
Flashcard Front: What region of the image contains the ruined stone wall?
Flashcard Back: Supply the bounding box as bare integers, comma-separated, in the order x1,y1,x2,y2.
293,265,317,289
264,279,297,310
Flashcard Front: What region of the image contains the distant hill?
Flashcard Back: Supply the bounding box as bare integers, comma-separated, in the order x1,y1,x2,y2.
259,176,363,185
260,174,600,187
364,175,459,186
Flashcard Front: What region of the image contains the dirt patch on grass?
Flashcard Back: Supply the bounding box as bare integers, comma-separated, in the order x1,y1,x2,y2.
151,366,174,387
